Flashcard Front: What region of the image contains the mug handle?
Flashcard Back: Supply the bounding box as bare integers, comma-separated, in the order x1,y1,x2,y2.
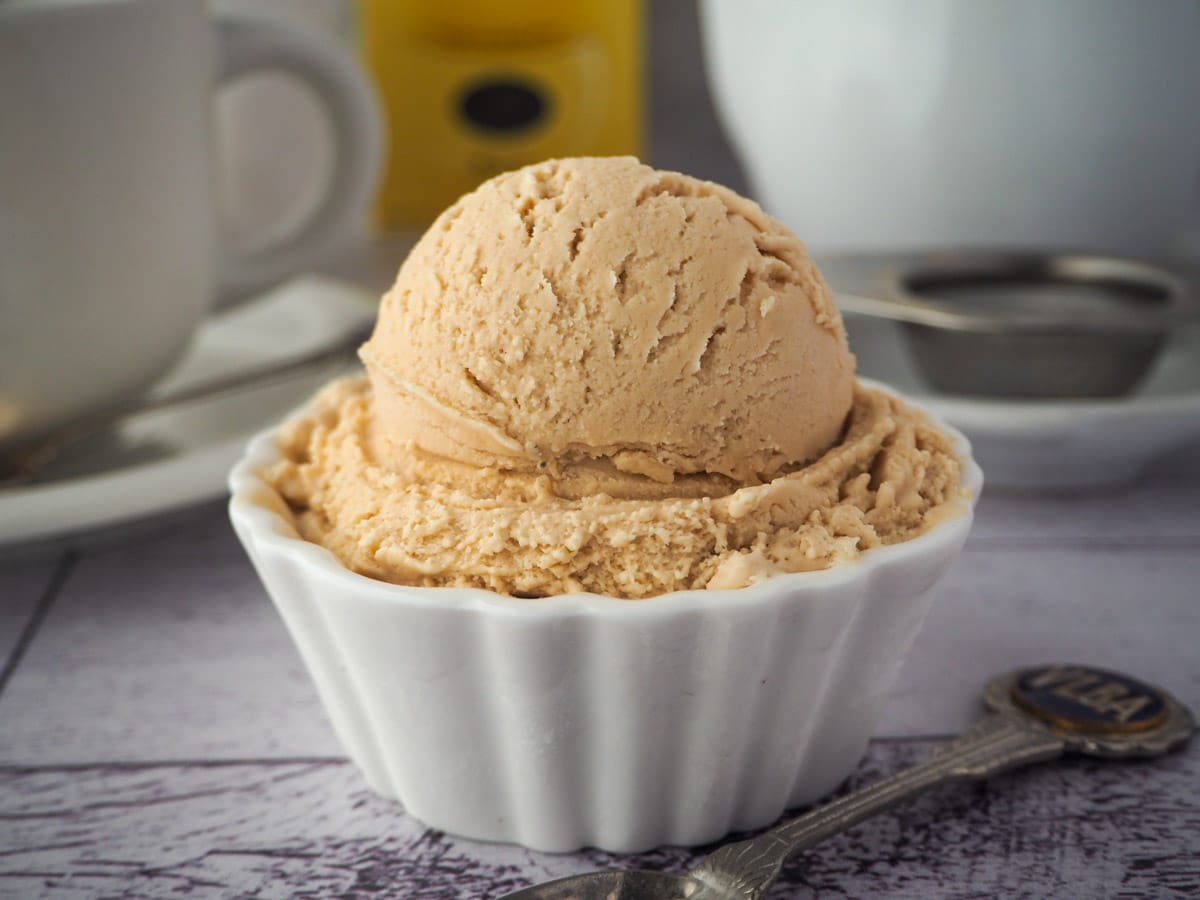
212,8,382,300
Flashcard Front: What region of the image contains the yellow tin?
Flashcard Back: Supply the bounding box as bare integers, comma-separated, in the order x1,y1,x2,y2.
360,0,644,230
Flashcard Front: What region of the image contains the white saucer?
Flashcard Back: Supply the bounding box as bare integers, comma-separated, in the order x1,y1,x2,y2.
0,276,376,555
845,312,1200,491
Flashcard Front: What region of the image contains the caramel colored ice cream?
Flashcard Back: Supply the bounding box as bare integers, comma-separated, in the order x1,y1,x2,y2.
268,158,963,599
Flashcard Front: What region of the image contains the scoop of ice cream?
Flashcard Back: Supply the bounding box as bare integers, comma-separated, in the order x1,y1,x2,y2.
359,157,854,495
269,376,963,598
271,158,965,598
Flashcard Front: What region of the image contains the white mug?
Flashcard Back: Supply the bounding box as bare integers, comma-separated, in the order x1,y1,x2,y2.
0,0,380,448
700,0,1200,260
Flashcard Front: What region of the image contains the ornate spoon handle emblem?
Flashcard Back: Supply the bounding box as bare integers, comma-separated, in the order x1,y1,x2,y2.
689,665,1193,899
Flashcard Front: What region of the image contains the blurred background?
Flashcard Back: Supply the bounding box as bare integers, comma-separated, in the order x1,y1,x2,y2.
220,0,1200,259
217,0,746,260
216,0,1200,493
4,0,1200,501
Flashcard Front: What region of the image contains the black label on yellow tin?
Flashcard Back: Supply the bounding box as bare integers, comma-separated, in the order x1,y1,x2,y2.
1011,664,1169,734
460,79,548,134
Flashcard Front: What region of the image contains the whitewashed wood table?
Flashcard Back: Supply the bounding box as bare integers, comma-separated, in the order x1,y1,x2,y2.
1,442,1198,899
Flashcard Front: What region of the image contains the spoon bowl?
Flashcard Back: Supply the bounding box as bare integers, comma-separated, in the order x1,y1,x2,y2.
504,870,704,900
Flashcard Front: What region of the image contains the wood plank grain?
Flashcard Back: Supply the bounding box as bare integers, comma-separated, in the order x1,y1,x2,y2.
1,740,1195,898
0,507,340,765
882,545,1200,737
0,557,62,683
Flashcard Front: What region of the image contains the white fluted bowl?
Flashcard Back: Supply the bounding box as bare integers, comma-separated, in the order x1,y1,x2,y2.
228,392,981,853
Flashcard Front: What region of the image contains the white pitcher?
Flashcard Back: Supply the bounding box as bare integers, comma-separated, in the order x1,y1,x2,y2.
700,0,1200,260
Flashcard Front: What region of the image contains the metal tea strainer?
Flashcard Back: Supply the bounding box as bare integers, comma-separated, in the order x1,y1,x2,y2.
826,250,1195,399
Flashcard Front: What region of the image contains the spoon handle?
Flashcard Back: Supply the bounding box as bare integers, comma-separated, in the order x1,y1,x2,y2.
689,714,1064,899
0,323,371,485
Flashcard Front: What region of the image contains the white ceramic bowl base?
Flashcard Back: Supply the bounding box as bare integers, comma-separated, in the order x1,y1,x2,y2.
229,398,980,853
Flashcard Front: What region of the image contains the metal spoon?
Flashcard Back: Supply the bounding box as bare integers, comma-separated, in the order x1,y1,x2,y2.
0,323,371,485
500,664,1194,900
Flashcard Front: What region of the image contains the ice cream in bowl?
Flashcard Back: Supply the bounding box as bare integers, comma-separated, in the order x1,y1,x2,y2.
228,157,982,852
